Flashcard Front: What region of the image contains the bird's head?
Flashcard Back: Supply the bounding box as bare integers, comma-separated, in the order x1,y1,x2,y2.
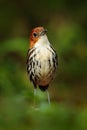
29,27,47,48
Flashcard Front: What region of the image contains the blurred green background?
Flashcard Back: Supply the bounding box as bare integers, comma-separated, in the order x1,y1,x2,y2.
0,0,87,130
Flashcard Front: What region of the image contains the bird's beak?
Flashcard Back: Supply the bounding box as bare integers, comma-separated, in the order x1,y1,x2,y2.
40,29,47,36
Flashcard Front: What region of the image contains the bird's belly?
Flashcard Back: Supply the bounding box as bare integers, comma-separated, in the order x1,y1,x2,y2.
34,58,54,86
40,60,50,75
28,46,57,86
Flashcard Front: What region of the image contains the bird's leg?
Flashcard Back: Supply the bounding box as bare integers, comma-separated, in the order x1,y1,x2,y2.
46,90,51,105
33,88,37,106
33,88,40,110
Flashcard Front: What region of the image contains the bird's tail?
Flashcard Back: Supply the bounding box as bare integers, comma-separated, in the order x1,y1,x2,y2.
39,85,49,91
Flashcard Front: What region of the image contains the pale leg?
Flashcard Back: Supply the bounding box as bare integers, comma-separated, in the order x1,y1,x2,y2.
33,88,37,106
46,90,51,104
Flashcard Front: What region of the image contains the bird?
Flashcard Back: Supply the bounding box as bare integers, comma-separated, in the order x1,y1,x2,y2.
27,26,58,104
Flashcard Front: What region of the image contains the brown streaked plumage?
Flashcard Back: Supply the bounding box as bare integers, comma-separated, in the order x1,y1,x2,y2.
27,26,58,104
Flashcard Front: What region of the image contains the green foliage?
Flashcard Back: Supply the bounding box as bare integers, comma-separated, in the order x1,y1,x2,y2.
1,97,87,130
0,0,87,129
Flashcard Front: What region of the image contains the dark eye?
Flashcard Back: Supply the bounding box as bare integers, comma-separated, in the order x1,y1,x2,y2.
33,32,38,37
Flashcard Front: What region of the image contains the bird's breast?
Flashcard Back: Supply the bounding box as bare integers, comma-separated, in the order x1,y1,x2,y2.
27,45,58,86
34,47,52,74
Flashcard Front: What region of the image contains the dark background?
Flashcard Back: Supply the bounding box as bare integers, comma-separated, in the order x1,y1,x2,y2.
0,0,87,130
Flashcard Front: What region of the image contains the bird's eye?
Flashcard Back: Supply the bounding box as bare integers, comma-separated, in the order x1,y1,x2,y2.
33,32,38,37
